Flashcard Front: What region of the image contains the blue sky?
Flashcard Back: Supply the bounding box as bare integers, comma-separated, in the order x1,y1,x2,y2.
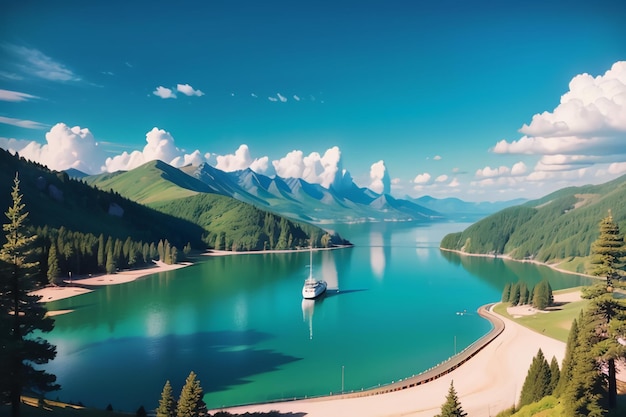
1,0,625,201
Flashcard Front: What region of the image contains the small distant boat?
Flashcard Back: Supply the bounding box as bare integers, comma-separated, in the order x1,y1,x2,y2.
302,248,327,299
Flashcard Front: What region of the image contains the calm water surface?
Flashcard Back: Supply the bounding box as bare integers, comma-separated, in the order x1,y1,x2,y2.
43,222,591,411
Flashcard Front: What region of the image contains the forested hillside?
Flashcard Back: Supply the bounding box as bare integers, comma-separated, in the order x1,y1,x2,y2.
440,174,626,274
0,150,205,249
151,193,349,251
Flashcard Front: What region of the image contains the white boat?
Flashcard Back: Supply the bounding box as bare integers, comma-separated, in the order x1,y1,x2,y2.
302,248,327,299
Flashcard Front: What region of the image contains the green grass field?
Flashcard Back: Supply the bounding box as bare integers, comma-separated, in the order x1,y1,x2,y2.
493,288,590,342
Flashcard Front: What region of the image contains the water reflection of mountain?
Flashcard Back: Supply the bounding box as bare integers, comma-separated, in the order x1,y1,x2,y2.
439,249,592,291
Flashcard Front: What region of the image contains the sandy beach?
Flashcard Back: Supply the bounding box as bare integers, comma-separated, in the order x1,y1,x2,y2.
217,294,580,417
30,260,190,304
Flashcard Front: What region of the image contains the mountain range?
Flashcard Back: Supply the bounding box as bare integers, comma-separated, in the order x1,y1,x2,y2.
83,160,522,223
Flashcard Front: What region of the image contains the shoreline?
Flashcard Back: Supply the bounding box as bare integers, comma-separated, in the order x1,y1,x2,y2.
31,245,353,304
30,260,191,305
217,300,568,417
439,246,599,280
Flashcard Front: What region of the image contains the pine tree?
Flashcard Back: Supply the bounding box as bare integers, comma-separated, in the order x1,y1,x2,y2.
555,315,580,397
519,349,551,407
0,173,59,417
548,356,560,394
97,233,105,269
590,211,626,287
46,243,60,286
510,282,521,306
501,283,511,302
156,380,176,417
176,371,206,417
532,279,552,310
434,381,467,417
519,281,528,305
563,308,607,416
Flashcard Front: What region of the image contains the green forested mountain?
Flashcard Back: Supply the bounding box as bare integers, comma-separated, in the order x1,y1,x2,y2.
440,174,626,274
0,150,205,249
83,160,213,204
151,193,348,251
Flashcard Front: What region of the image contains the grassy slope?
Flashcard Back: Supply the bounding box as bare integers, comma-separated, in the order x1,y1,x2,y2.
84,160,213,204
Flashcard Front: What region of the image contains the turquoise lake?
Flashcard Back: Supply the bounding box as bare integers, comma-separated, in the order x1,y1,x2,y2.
43,222,591,411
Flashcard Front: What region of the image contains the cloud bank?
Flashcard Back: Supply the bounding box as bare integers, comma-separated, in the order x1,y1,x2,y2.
104,127,208,171
272,146,342,188
493,61,626,173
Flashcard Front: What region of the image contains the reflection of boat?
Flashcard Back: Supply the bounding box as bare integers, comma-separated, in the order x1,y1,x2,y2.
302,298,315,339
302,248,327,299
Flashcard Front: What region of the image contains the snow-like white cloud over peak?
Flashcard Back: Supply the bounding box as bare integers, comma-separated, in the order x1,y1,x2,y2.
272,146,342,188
12,123,101,173
0,88,38,102
104,127,207,172
153,86,176,99
369,160,391,194
215,144,270,174
177,83,204,97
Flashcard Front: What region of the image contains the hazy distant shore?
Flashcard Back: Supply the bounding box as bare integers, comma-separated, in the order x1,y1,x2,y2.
439,246,599,280
203,244,353,257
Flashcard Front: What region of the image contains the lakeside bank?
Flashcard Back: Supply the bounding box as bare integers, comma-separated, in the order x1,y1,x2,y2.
439,246,599,280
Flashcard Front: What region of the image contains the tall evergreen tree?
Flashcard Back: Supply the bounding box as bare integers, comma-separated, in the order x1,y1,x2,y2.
590,211,626,287
176,371,206,417
555,315,580,397
519,349,551,407
519,281,529,305
510,282,521,306
548,356,560,394
0,173,59,417
46,243,60,286
563,308,607,417
532,279,552,310
434,381,467,417
156,380,176,417
501,283,511,303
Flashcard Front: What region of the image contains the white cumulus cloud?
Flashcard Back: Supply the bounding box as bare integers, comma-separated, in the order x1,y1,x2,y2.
494,61,626,161
177,83,204,97
104,127,207,172
153,86,176,99
277,93,287,103
272,146,342,188
215,144,270,174
9,123,101,173
413,173,432,184
369,160,391,194
435,174,448,183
